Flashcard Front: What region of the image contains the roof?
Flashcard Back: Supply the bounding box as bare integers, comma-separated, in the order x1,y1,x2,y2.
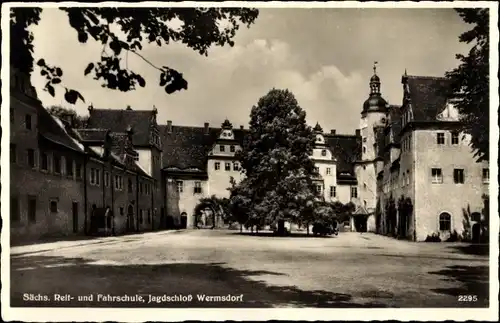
77,129,109,143
37,105,85,153
388,105,402,143
324,134,361,175
86,108,157,146
405,76,451,122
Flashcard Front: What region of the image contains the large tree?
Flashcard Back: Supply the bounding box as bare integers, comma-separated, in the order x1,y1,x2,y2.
10,7,259,104
445,8,489,162
232,89,320,233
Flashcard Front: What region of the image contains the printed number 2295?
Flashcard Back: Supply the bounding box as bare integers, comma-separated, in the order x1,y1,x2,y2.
458,295,478,302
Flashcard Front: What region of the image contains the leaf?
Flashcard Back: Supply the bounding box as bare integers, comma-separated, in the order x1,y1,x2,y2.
64,89,78,104
76,90,85,103
137,75,146,87
78,31,88,43
47,85,55,97
41,70,47,76
159,74,167,87
51,78,62,84
37,59,46,66
109,39,122,55
56,67,63,77
84,63,94,75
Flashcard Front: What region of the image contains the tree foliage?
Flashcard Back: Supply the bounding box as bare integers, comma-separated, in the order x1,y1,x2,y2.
47,105,88,128
445,8,490,162
10,7,259,105
230,89,322,230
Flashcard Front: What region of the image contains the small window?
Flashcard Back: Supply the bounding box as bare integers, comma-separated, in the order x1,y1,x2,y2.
431,168,443,184
220,145,225,152
66,157,74,176
315,167,320,174
194,181,202,194
11,197,20,222
41,152,48,171
437,132,445,145
451,132,459,145
120,207,124,216
25,114,32,130
363,146,366,154
53,155,61,174
27,149,35,168
214,162,220,171
326,168,331,175
233,162,240,171
96,169,101,186
453,169,465,184
28,196,37,223
176,180,183,193
128,178,133,192
330,186,336,198
321,150,327,156
230,145,235,153
75,162,82,178
316,185,322,194
351,187,358,199
10,144,17,163
104,172,110,187
482,168,489,183
50,200,58,213
439,212,451,231
225,162,231,171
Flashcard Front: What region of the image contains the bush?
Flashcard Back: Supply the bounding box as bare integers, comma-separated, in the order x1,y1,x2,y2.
446,230,461,242
425,232,441,242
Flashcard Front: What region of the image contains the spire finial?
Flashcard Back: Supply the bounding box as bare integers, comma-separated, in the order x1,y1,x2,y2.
373,61,378,75
404,68,408,77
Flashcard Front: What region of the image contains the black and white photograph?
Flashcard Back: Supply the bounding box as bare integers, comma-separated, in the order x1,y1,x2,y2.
1,1,498,321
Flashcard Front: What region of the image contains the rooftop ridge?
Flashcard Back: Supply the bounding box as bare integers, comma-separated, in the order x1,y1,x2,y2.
406,75,447,81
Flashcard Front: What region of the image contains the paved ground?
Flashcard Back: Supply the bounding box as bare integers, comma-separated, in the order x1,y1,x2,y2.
10,229,489,308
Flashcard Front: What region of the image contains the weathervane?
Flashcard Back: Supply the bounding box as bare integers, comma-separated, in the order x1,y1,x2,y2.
373,61,378,75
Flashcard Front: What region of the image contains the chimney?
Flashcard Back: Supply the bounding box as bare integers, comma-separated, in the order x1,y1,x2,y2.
126,105,132,110
330,129,336,135
204,122,209,134
240,125,244,130
167,120,172,133
61,113,74,128
355,129,361,137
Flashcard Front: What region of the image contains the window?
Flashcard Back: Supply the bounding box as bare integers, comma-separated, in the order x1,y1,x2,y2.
220,145,225,152
431,168,443,184
406,170,411,185
114,175,123,190
194,181,202,194
330,186,336,198
28,196,37,223
120,207,124,216
41,152,48,171
351,187,358,199
314,167,320,174
326,168,331,175
363,146,366,154
128,178,133,192
453,169,465,184
482,168,489,183
66,157,73,176
25,114,32,130
321,150,327,156
437,132,445,145
27,149,35,168
233,162,240,171
104,172,110,187
11,197,20,223
53,155,61,174
10,144,17,163
451,132,459,145
96,169,101,185
50,200,58,213
225,162,231,171
214,162,220,171
176,181,184,193
230,145,235,153
316,185,322,194
75,162,82,178
439,213,451,231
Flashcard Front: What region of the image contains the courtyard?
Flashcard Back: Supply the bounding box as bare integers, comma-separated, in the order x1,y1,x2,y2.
10,229,489,308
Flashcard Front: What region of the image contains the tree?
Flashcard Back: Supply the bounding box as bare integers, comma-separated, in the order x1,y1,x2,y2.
10,7,259,104
232,88,319,235
445,8,489,162
47,105,88,128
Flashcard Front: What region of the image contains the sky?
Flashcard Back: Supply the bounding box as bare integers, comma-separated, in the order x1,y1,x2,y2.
29,7,471,134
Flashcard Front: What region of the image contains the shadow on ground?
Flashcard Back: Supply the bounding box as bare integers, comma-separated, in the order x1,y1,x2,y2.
10,255,386,308
429,264,489,307
447,244,489,256
230,232,336,238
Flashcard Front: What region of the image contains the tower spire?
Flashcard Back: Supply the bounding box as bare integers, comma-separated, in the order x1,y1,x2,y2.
373,61,378,75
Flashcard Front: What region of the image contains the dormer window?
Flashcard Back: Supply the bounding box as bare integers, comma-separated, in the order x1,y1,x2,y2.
220,145,225,152
321,150,327,156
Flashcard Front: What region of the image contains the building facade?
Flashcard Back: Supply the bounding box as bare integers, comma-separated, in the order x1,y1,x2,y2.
9,67,157,244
